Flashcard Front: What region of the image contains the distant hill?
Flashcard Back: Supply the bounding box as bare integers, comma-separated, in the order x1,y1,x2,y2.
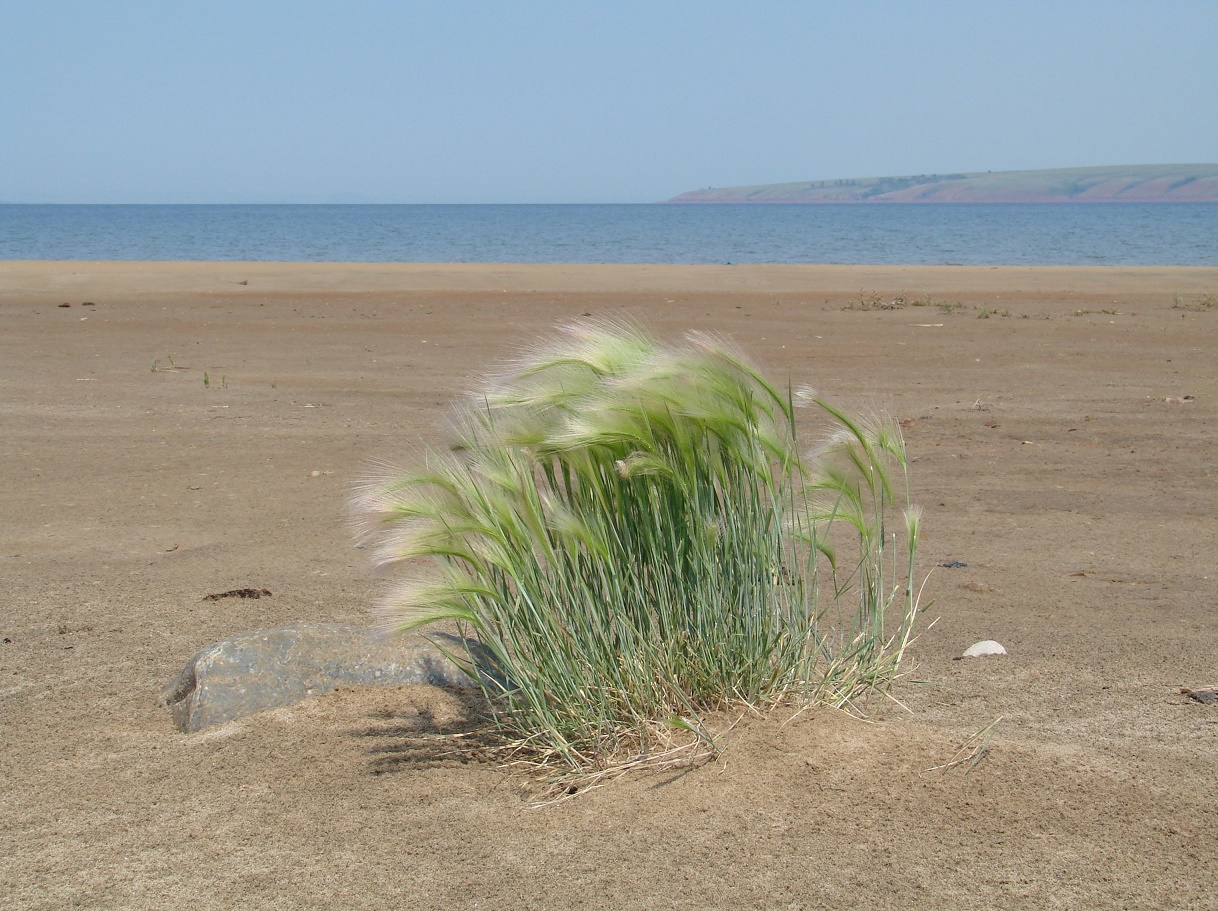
666,164,1218,203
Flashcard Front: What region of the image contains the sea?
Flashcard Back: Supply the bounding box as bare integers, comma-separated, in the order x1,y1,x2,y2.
2,203,1216,266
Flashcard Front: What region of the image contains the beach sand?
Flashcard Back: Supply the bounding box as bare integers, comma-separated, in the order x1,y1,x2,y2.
3,262,1216,910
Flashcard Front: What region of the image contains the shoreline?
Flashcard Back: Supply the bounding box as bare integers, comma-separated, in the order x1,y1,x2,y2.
4,260,1217,299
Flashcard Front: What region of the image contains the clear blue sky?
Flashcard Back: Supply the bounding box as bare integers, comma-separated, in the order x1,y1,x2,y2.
3,1,1216,203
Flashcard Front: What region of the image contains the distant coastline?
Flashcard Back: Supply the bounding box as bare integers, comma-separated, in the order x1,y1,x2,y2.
666,164,1218,204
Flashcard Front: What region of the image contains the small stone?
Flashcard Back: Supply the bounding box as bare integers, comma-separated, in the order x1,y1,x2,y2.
1180,686,1218,705
962,640,1007,658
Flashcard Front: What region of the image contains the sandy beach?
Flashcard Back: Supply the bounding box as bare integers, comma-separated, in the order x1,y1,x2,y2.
3,261,1216,910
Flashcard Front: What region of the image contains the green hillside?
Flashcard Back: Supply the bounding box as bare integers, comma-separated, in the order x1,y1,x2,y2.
667,164,1218,203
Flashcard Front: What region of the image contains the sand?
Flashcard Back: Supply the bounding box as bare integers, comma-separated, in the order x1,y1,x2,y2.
3,262,1216,910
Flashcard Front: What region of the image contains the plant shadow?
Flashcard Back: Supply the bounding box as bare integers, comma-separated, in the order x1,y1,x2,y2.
349,685,501,775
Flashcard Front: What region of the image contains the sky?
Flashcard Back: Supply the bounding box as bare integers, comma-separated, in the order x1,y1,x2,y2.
3,1,1217,204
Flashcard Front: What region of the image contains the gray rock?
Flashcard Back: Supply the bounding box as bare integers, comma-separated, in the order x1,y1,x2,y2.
160,623,487,732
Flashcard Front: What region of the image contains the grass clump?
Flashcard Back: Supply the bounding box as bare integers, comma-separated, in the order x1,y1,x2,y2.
1172,292,1217,312
843,290,908,311
910,295,966,314
355,322,922,776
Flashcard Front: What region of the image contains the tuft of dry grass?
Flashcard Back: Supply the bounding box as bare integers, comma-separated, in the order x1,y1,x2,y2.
923,716,1002,776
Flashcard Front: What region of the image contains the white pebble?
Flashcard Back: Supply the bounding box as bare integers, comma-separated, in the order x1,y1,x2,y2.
962,640,1007,658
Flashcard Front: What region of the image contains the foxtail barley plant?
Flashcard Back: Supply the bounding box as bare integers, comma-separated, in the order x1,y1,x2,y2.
355,322,921,774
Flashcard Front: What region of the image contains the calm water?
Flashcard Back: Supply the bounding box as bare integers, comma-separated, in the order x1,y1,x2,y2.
2,203,1216,265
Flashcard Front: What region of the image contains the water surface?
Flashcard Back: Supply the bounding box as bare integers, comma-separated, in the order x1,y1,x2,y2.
2,203,1216,265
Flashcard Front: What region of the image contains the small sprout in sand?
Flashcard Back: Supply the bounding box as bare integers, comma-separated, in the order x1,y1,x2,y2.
151,355,184,373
